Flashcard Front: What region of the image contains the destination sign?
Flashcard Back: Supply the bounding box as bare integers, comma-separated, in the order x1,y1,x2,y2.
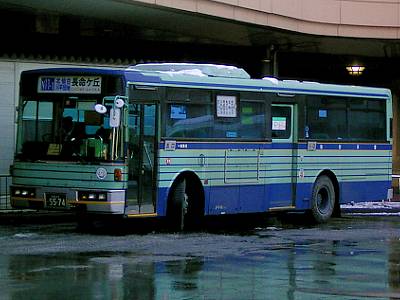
38,76,102,94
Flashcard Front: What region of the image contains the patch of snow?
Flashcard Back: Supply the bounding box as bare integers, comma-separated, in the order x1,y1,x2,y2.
13,233,38,238
161,69,207,77
341,201,400,209
347,212,400,216
265,226,282,231
262,77,279,85
129,63,250,79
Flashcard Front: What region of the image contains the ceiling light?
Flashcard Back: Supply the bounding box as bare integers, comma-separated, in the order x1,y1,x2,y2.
346,65,365,76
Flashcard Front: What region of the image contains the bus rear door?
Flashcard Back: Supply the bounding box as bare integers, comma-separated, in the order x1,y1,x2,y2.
126,103,158,216
269,104,297,210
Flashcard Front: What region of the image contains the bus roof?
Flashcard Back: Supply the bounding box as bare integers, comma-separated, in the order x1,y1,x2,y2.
21,64,392,99
124,64,391,99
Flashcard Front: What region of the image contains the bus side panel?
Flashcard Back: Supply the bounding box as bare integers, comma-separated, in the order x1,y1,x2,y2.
297,143,391,208
294,182,313,210
265,182,294,208
156,187,168,216
159,143,267,216
208,185,240,215
340,180,391,203
207,184,266,215
239,184,265,213
157,181,243,216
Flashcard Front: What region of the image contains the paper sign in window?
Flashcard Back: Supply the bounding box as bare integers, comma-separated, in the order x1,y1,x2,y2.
272,117,286,130
216,95,237,117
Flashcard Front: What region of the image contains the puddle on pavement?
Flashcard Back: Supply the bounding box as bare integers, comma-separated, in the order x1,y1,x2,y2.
0,238,399,299
2,215,400,299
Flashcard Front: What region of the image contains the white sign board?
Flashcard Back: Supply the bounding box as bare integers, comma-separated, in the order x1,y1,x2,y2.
38,76,102,94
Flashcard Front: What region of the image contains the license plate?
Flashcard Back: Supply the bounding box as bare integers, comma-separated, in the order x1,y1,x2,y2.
45,193,67,208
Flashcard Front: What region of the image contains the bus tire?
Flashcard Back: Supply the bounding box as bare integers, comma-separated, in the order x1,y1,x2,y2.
168,179,188,232
310,175,335,223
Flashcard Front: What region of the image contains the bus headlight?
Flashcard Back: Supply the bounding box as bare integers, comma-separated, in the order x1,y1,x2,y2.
98,193,107,200
77,191,108,201
11,187,36,198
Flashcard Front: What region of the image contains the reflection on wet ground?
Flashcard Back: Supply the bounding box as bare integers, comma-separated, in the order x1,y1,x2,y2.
0,216,400,299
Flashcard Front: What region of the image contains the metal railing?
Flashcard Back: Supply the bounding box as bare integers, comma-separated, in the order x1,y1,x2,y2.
0,174,11,210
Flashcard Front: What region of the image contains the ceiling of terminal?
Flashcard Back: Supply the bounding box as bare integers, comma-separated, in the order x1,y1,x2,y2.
0,0,398,57
0,0,399,85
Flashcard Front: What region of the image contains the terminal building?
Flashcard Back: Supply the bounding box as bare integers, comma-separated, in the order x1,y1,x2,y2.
0,0,400,178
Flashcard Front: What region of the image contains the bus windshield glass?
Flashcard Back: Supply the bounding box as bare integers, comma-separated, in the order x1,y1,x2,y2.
16,95,124,162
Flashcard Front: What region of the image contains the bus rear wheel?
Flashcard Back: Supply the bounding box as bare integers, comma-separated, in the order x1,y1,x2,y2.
310,175,335,223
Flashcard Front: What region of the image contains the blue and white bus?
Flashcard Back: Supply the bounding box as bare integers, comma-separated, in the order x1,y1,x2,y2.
10,63,393,229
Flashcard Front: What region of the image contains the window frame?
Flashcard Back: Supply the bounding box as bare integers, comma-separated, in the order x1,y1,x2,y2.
162,87,269,141
301,95,388,143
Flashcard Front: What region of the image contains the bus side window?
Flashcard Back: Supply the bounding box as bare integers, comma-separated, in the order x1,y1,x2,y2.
240,101,266,139
305,96,347,140
166,103,213,138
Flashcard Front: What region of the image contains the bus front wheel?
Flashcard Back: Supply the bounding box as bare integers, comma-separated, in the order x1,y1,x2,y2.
167,179,188,231
310,175,335,223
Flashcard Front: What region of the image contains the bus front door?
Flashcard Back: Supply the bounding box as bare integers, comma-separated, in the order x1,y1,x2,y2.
269,104,297,210
126,103,158,215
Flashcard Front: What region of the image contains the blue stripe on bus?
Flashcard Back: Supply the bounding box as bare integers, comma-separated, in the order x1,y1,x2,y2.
159,161,391,169
160,143,274,150
298,143,392,150
159,142,392,151
156,179,391,216
159,167,391,176
157,173,389,183
296,161,390,165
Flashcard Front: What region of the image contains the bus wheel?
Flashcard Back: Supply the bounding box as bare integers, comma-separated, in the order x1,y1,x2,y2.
310,175,335,223
168,179,188,232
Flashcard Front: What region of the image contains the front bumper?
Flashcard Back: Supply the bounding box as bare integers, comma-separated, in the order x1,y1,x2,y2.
10,185,126,214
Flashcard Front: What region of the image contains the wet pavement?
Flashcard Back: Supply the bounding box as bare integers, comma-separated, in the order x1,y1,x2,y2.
0,215,400,299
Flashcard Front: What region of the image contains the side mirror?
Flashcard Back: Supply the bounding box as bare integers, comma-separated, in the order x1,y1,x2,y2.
115,98,125,108
95,104,107,114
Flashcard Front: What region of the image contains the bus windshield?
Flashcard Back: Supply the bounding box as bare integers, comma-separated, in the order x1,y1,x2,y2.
16,96,124,162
